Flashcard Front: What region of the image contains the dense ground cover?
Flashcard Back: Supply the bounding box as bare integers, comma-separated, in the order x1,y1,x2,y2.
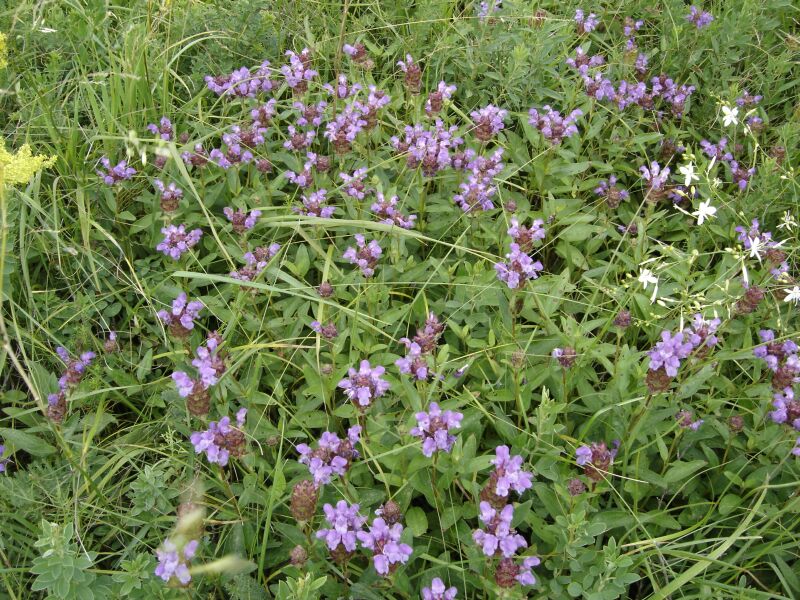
1,0,800,598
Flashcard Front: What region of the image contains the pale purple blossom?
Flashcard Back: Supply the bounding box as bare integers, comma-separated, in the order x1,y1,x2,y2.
324,74,362,99
191,334,226,389
422,578,458,600
358,517,413,575
574,9,599,34
686,6,714,29
495,243,543,289
472,502,527,558
205,61,275,97
343,234,382,277
157,293,203,332
283,125,316,152
410,402,463,457
229,244,281,281
338,359,391,408
157,224,202,260
297,426,361,485
425,81,456,116
294,189,335,218
223,207,261,233
371,192,417,228
154,538,199,585
251,99,278,127
565,47,604,75
96,156,136,185
488,445,533,497
147,117,174,141
470,104,508,141
736,90,763,108
190,408,247,467
325,103,368,153
0,444,8,473
528,106,582,145
281,49,317,92
453,148,504,212
154,179,183,205
292,100,327,127
648,331,695,377
316,501,367,552
391,120,463,176
340,168,369,200
507,218,545,252
640,161,671,193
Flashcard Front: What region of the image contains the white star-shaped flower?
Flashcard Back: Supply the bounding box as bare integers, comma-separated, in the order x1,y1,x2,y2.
721,105,739,127
693,200,717,225
748,236,764,262
778,211,797,231
678,162,699,187
785,286,800,304
637,268,659,303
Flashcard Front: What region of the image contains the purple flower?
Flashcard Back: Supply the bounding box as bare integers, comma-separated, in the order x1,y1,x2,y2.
283,125,316,152
565,47,604,75
338,359,391,408
453,149,504,213
648,331,695,377
316,501,367,552
53,346,96,392
478,0,501,20
676,410,704,430
515,556,541,586
358,517,413,575
575,445,593,466
700,138,733,162
157,224,203,260
343,234,382,277
528,106,582,145
391,120,463,177
736,90,762,108
634,53,649,74
157,292,204,333
395,312,446,379
594,175,629,208
205,61,275,98
371,192,417,229
489,445,533,497
325,103,368,154
470,104,508,142
640,161,670,194
223,207,261,233
251,99,278,127
190,408,247,466
410,402,463,456
495,243,543,289
153,179,183,210
297,426,361,485
294,189,336,219
729,160,755,191
282,49,317,93
0,443,9,473
508,218,545,252
181,143,209,168
574,9,599,34
191,334,226,389
425,81,456,116
147,116,174,141
575,441,619,482
339,168,370,200
793,438,800,457
472,502,527,558
422,578,458,600
96,156,136,185
324,74,362,99
154,538,199,585
686,5,714,29
229,244,281,281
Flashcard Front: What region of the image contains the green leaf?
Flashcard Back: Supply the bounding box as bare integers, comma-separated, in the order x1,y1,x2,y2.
0,427,55,457
663,460,707,484
406,507,428,537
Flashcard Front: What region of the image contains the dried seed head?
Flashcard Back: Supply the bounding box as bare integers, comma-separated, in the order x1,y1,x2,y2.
290,545,308,568
290,480,318,524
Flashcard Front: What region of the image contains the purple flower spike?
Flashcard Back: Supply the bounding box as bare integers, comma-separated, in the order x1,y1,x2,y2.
294,189,336,218
230,244,281,281
422,578,458,600
686,5,714,29
339,168,370,200
223,207,261,233
157,224,203,260
157,292,204,335
528,106,582,145
147,116,174,141
358,517,413,575
495,243,543,289
391,120,464,177
489,445,533,497
154,538,199,586
297,425,361,485
338,359,391,408
282,48,317,93
96,156,136,185
472,501,527,558
316,501,367,553
343,234,382,277
648,331,695,377
574,9,599,34
470,104,508,142
205,61,275,98
371,192,417,229
410,402,463,457
190,408,247,467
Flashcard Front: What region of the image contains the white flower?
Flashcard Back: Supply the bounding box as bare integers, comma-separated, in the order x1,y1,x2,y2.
785,286,800,304
721,105,739,127
693,200,717,225
778,211,797,231
748,236,764,262
678,162,699,187
638,268,659,303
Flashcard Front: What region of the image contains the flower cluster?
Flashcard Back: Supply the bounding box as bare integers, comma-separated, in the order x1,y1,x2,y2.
229,244,281,281
297,426,361,485
480,445,533,507
507,217,545,253
422,578,457,600
338,359,391,409
157,224,203,260
157,292,203,338
566,47,604,75
640,161,671,201
340,168,369,200
391,120,464,177
396,312,446,380
646,315,721,387
574,9,599,34
676,410,704,431
495,243,543,289
47,346,96,422
358,516,413,575
575,440,619,482
470,104,507,142
425,81,456,116
702,138,756,191
472,502,527,558
343,234,382,277
325,103,368,154
528,106,582,145
370,192,417,228
147,116,174,141
686,6,714,29
0,443,8,473
205,61,275,97
96,156,136,185
154,538,199,586
397,54,422,94
594,175,629,209
453,148,504,213
190,407,247,466
410,402,463,456
316,501,367,563
223,207,261,233
154,179,183,211
281,49,317,93
295,189,335,218
754,331,800,431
